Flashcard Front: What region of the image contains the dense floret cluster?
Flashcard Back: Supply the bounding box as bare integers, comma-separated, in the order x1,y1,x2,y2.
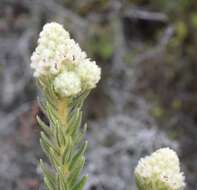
31,22,101,97
135,148,185,190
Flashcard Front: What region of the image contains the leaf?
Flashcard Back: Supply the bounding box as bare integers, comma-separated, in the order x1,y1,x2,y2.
37,115,51,137
40,160,56,190
72,91,90,109
48,147,60,170
41,132,59,153
56,123,68,147
71,176,88,190
48,81,59,101
68,157,85,187
37,96,48,116
67,109,80,127
74,124,87,145
44,176,54,190
69,141,87,170
40,138,50,157
67,109,82,138
57,168,68,190
55,125,63,147
62,136,73,164
46,101,60,126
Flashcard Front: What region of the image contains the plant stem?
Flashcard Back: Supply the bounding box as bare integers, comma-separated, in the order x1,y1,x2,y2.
57,98,68,128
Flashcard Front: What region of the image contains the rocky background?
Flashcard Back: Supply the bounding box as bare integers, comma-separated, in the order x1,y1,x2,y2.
0,0,197,190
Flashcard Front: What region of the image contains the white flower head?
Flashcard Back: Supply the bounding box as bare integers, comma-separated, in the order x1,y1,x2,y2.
54,71,81,97
30,22,87,77
76,59,101,90
31,22,69,77
31,22,101,93
134,148,185,190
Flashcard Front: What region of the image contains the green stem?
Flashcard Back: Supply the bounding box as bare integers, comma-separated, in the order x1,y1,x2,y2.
57,98,68,128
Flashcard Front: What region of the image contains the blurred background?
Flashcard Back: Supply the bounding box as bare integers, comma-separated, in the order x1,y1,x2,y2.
0,0,197,189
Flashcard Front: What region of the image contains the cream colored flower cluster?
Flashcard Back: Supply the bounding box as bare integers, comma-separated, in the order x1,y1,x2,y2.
54,71,81,97
134,148,185,190
31,22,101,97
31,23,70,77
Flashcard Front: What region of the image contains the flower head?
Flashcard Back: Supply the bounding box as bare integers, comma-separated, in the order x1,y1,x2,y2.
54,71,81,97
30,22,101,96
31,22,87,77
76,59,101,90
134,148,185,190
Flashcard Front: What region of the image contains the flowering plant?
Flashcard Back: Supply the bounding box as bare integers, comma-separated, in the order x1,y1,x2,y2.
31,22,101,190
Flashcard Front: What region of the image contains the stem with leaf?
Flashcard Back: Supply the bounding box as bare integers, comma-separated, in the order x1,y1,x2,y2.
36,78,89,190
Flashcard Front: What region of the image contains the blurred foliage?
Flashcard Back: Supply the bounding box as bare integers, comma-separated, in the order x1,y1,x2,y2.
131,0,197,128
151,105,165,119
63,0,109,15
86,26,114,61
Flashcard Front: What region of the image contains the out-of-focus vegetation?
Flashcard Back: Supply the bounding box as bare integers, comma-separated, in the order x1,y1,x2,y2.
134,0,197,121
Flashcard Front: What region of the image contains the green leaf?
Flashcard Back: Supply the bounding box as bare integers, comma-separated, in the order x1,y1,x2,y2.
67,109,82,138
48,81,59,101
44,176,54,190
40,138,50,158
46,101,60,126
67,108,80,126
71,176,88,190
73,91,90,108
62,136,73,164
48,147,61,170
41,132,59,154
57,174,66,190
40,160,56,190
55,125,64,147
37,97,48,117
69,141,87,170
68,157,85,187
74,124,87,145
37,115,51,137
